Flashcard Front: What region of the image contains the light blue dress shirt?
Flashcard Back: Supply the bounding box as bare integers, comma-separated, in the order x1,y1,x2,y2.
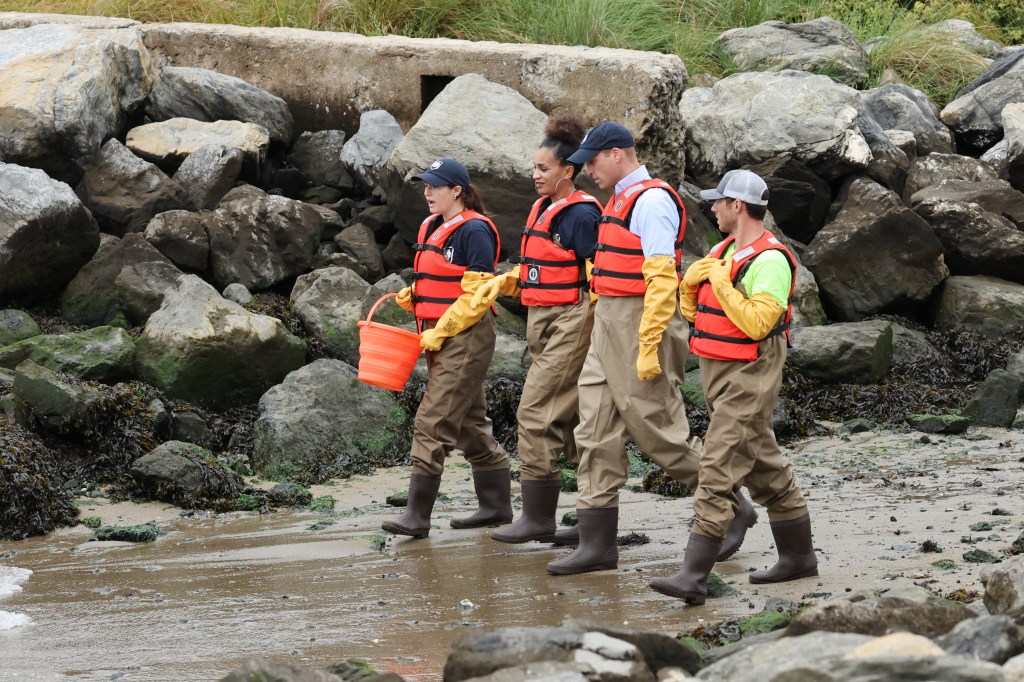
613,165,679,258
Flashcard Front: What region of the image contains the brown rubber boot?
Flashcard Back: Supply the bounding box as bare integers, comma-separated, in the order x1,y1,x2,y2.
552,525,579,546
491,478,561,543
381,474,441,538
649,533,722,605
546,507,618,575
450,468,513,529
717,490,758,561
749,513,819,584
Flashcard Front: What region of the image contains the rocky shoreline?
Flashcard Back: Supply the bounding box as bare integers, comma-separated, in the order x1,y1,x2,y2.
2,10,1024,682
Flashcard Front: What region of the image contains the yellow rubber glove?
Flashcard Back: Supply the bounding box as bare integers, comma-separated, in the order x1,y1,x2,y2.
585,259,598,304
713,285,785,341
470,266,521,308
420,271,495,351
682,256,718,290
396,286,413,312
707,258,733,290
637,255,679,381
679,284,698,323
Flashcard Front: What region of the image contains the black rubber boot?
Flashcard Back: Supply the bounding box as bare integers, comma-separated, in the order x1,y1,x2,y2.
381,474,441,538
546,508,618,575
491,478,561,543
649,533,722,605
717,490,758,561
450,468,513,529
552,525,579,546
749,513,819,584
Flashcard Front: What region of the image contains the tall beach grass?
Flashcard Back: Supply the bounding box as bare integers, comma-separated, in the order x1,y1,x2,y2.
2,0,1018,105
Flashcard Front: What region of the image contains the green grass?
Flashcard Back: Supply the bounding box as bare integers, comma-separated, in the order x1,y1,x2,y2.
3,0,1017,106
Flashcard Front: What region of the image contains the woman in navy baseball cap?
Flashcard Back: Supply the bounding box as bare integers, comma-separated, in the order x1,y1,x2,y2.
383,158,514,539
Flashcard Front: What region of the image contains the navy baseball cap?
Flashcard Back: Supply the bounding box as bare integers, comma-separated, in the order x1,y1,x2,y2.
412,158,471,188
567,122,635,164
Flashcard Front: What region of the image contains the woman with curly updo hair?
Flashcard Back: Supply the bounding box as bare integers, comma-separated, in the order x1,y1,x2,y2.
472,113,602,545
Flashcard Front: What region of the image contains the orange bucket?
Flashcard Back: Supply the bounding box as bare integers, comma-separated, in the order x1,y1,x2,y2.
357,293,422,391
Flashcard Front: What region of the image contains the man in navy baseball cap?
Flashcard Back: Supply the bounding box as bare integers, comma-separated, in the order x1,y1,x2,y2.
567,122,635,164
412,157,471,188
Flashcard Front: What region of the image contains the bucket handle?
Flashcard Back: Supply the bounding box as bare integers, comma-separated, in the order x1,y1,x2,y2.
366,293,399,324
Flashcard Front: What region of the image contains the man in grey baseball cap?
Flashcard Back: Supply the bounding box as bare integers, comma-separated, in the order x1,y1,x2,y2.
698,168,770,206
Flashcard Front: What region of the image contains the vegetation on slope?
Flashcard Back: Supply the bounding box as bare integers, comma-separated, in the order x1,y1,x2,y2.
4,0,1024,105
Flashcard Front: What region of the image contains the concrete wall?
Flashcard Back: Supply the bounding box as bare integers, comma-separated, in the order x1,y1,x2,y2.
138,23,689,183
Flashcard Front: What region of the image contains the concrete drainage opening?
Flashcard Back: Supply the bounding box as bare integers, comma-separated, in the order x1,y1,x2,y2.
421,75,455,113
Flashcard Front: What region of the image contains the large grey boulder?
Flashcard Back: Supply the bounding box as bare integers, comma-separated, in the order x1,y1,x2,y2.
903,153,1001,203
936,615,1024,664
60,233,176,326
12,359,107,432
1003,102,1024,191
0,310,40,347
788,320,893,384
251,359,407,483
288,266,377,364
144,66,292,145
909,178,1024,223
960,369,1022,427
130,441,243,507
75,138,193,236
0,326,134,383
982,556,1024,623
933,275,1024,333
380,73,546,258
804,178,947,321
857,112,910,194
941,56,1024,154
790,265,829,328
696,632,872,682
925,19,1001,57
444,625,654,682
859,84,955,157
125,118,270,180
1008,349,1024,401
679,70,870,184
913,194,1024,284
341,110,405,190
113,260,185,324
715,17,869,86
786,586,977,638
206,189,323,290
143,210,210,273
0,24,156,182
286,130,349,188
172,144,244,210
744,156,832,244
334,224,384,282
134,275,307,407
0,163,100,300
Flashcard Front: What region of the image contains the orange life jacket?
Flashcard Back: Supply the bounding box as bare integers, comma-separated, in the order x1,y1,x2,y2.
411,210,500,322
518,190,601,306
590,179,685,297
690,230,797,362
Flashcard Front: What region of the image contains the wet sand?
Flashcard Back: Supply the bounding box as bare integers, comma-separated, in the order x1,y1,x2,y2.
1,426,1022,681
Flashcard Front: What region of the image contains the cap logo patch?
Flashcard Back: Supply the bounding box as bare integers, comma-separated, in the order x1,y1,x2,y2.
430,160,443,170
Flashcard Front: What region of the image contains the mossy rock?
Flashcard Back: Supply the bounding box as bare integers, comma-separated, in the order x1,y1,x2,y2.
94,523,160,542
706,572,741,598
906,413,970,434
130,441,244,508
963,549,1001,563
738,610,791,636
561,510,578,527
80,516,102,529
560,469,578,493
970,521,994,532
641,469,693,497
310,495,336,512
386,491,409,507
680,369,706,408
267,482,313,506
231,493,262,511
